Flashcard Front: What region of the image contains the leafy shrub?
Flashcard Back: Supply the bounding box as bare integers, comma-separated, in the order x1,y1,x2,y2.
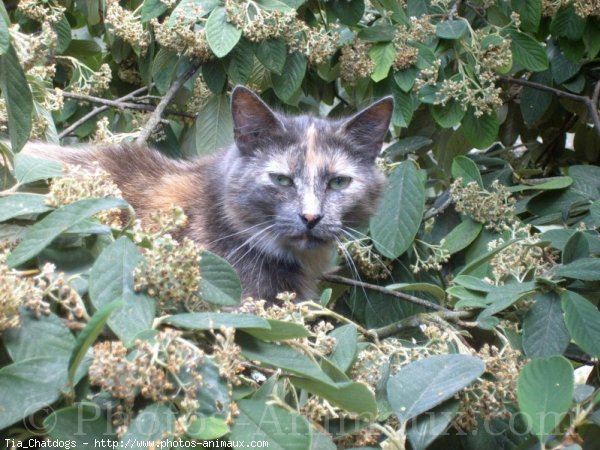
2,0,600,449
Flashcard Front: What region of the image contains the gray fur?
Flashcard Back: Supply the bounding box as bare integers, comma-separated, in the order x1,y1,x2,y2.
23,87,393,302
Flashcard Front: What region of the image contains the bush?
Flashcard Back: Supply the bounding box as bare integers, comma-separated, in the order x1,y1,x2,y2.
1,0,600,449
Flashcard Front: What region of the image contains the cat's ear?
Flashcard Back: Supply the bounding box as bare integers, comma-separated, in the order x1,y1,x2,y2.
231,86,285,154
340,96,394,160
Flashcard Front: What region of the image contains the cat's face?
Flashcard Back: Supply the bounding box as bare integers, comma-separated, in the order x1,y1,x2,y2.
224,87,393,257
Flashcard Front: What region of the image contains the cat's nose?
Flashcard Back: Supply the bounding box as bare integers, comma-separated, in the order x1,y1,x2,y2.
300,213,323,229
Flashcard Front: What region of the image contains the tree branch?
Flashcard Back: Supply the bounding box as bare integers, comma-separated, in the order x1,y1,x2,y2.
423,193,453,221
61,91,195,119
59,86,149,139
500,76,600,136
136,63,200,144
322,273,474,327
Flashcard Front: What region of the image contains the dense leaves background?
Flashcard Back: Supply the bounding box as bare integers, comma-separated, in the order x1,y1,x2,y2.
1,0,600,449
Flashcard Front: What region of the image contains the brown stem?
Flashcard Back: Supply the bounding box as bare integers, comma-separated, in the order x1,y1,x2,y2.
322,273,474,327
423,193,453,221
500,76,600,136
136,63,200,144
59,86,149,139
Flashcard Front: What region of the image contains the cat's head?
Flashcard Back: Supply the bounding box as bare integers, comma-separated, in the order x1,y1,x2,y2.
224,86,393,257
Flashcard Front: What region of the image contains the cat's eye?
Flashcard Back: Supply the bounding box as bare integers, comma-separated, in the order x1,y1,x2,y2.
270,173,293,187
328,176,351,190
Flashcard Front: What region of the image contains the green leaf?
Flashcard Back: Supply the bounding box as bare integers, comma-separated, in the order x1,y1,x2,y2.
187,416,230,440
0,10,8,54
550,4,585,40
508,30,549,71
523,292,570,358
386,282,446,302
431,100,466,128
394,66,418,92
562,231,590,263
406,400,460,450
507,177,573,192
387,354,485,422
121,403,176,444
452,275,494,292
461,109,499,149
206,7,242,57
7,198,128,268
458,237,521,276
568,165,600,200
14,153,63,185
255,0,296,11
163,312,270,330
520,71,553,125
0,45,33,151
379,0,408,24
243,319,311,341
0,194,53,221
194,94,234,155
436,19,468,39
551,47,581,85
478,281,536,319
151,48,179,93
0,357,68,429
392,89,417,127
226,38,254,84
511,0,541,32
199,250,242,305
53,15,72,54
331,0,364,26
89,237,155,346
554,258,600,281
289,376,378,416
195,361,232,420
358,24,396,42
3,310,74,362
68,300,124,384
370,161,425,258
230,400,311,450
202,61,227,94
319,287,332,306
46,404,117,444
561,290,600,358
328,324,358,372
440,218,483,255
369,42,396,82
451,155,483,186
271,52,307,103
591,200,600,226
239,333,333,384
384,136,432,158
255,39,287,75
141,0,168,22
517,356,574,443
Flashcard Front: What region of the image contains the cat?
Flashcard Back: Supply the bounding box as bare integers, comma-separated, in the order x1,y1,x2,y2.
23,86,393,302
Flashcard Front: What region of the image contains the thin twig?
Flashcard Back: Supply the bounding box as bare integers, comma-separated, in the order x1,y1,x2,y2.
61,91,195,119
500,76,600,136
447,0,462,19
136,63,200,144
423,193,453,221
322,273,474,327
59,86,149,139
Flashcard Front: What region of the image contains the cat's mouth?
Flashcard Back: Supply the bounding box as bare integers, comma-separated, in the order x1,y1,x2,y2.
286,232,330,249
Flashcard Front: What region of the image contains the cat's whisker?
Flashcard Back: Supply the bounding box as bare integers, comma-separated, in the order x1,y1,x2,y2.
226,224,277,267
334,236,372,305
206,219,275,246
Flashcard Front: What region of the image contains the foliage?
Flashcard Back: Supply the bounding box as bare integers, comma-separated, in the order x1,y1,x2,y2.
1,0,600,449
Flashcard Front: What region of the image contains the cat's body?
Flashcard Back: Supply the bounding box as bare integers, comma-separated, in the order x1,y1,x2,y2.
24,87,393,301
